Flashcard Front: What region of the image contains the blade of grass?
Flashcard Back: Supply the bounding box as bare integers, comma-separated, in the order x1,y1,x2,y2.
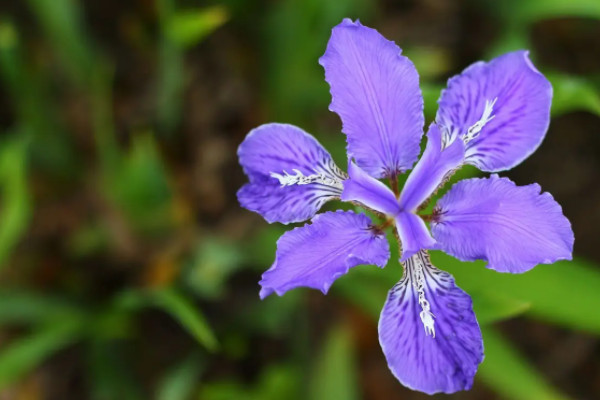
0,136,31,271
156,353,204,400
0,320,83,389
550,73,600,117
309,324,359,400
433,253,600,334
478,326,570,400
151,288,219,352
0,290,82,326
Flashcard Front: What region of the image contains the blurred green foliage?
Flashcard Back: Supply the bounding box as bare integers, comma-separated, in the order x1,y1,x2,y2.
0,0,598,399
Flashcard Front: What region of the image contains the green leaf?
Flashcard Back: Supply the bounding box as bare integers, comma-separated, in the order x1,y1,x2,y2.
549,73,600,117
470,291,531,325
0,136,31,271
184,238,242,299
336,263,533,327
165,6,228,49
264,0,374,123
26,0,95,83
200,382,253,400
478,327,570,400
156,354,204,400
334,267,389,320
0,290,82,326
90,61,121,174
106,133,173,233
504,0,600,23
336,249,600,333
309,324,359,400
112,287,218,351
253,366,300,400
0,320,83,389
156,2,227,133
422,83,443,121
0,21,77,176
199,365,300,400
432,253,600,334
151,288,219,352
404,48,451,81
487,0,600,56
156,0,184,134
245,225,286,269
87,340,144,400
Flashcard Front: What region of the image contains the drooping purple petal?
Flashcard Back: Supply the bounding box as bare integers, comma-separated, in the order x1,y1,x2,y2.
431,175,574,273
237,123,346,224
399,124,465,212
320,19,424,178
341,161,401,216
379,251,483,394
395,212,436,262
259,210,390,299
436,51,552,172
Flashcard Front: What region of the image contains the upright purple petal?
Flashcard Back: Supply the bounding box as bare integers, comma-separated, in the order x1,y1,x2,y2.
395,212,436,261
237,123,346,224
259,210,390,298
432,175,574,273
379,251,483,394
320,19,424,178
436,51,552,172
341,161,401,216
399,124,465,212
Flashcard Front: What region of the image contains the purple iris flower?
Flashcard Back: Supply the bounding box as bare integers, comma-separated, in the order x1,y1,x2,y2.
237,19,574,395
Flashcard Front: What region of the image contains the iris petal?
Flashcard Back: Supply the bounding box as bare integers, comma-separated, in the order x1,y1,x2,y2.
436,50,552,172
237,123,345,224
432,175,574,273
259,210,390,298
395,212,436,261
341,161,401,216
320,19,424,178
379,251,484,394
399,124,465,212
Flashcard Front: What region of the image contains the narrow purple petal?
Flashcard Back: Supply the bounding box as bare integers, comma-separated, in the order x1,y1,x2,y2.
399,124,465,212
259,210,390,298
432,175,574,273
237,123,346,224
436,51,552,172
341,161,401,216
379,251,483,394
395,212,436,262
320,19,424,178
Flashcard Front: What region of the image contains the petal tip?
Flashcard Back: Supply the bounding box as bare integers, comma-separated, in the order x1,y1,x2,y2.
259,286,274,300
520,50,541,75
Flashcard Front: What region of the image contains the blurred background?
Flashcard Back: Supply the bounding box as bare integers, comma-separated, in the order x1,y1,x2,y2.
0,0,599,399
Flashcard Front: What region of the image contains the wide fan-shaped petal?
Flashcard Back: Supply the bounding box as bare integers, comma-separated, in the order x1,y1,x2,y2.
320,19,424,178
259,210,390,298
379,251,483,394
436,51,552,172
237,123,346,224
431,175,573,273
